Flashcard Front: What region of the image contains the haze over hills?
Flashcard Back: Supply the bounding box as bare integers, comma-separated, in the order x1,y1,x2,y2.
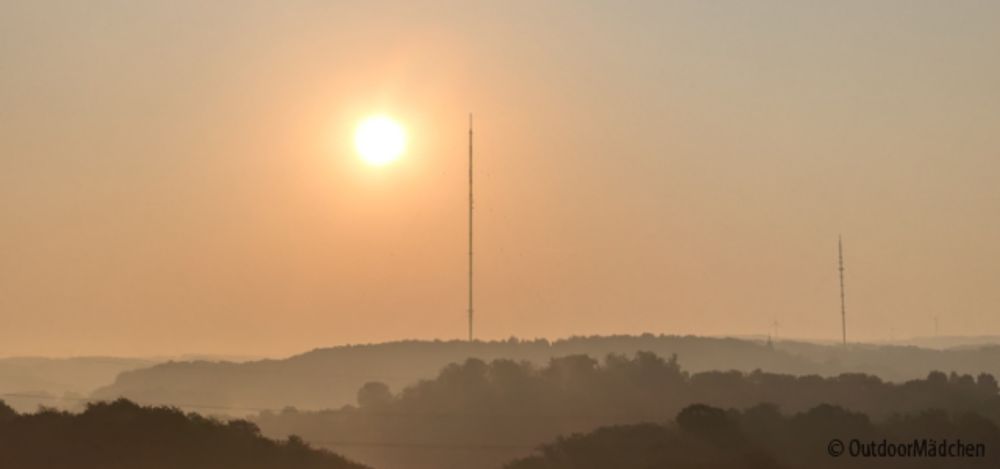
0,354,264,413
0,357,155,412
91,335,1000,414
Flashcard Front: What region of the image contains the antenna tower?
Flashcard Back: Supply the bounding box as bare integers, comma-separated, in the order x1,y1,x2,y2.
467,114,474,342
839,235,847,346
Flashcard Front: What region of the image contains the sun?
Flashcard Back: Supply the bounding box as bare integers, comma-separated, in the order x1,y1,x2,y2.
354,115,406,166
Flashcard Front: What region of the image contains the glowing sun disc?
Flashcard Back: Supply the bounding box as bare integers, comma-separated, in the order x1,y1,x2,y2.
355,116,406,165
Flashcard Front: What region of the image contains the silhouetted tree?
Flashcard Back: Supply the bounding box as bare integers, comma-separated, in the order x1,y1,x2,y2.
677,404,742,447
356,382,392,409
0,400,15,420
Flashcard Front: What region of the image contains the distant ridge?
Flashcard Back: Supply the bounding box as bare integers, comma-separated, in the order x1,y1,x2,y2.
91,334,1000,414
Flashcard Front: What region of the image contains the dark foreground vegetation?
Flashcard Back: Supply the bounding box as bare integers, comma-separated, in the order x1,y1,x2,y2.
0,398,366,469
508,403,1000,469
254,352,1000,469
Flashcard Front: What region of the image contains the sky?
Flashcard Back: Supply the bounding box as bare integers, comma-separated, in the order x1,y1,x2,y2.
1,1,998,357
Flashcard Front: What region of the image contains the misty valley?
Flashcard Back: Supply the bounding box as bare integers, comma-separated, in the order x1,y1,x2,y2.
5,336,1000,468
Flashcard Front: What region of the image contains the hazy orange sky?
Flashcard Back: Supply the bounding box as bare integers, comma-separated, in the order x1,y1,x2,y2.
1,1,998,357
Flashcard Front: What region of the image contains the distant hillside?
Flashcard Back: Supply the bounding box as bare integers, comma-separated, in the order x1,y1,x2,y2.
0,357,155,412
92,335,1000,414
882,335,1000,350
773,341,1000,379
0,398,366,469
91,335,814,413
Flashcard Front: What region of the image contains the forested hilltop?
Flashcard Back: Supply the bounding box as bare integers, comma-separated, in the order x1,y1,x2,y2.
506,403,1000,469
92,335,1000,413
253,352,1000,469
0,399,366,469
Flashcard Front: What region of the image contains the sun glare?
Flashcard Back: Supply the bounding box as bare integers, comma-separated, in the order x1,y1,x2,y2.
355,115,406,166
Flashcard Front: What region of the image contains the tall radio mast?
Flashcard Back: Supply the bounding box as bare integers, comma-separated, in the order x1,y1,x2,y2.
839,235,847,346
467,114,474,342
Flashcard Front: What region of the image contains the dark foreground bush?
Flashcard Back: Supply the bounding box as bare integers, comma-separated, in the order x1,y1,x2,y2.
505,403,1000,469
0,398,367,469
